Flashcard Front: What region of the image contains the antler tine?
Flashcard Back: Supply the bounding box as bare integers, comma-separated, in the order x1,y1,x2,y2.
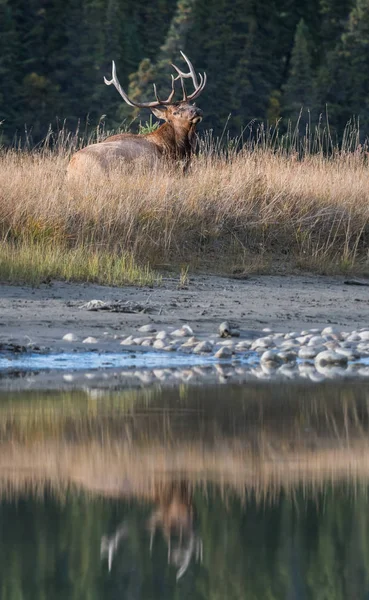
171,51,207,102
186,71,207,101
104,60,175,108
104,60,135,107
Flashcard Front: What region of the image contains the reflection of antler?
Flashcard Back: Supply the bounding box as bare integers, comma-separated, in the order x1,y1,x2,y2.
172,532,203,581
147,482,203,580
100,482,202,581
100,522,128,572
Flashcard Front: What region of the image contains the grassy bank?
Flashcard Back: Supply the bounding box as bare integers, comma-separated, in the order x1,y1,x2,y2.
1,129,369,284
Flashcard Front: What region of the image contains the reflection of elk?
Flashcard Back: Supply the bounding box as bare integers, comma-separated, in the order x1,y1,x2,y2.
101,481,203,581
68,52,206,176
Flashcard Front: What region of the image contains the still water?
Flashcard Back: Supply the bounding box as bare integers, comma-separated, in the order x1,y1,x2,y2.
1,381,369,599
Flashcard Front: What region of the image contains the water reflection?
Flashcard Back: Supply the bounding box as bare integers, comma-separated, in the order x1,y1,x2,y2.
1,381,369,597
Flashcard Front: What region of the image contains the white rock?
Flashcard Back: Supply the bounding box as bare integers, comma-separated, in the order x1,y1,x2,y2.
215,346,233,359
298,345,325,359
63,374,75,382
171,324,194,337
153,339,166,349
347,333,361,342
120,336,135,345
193,341,213,354
216,340,235,347
357,343,369,353
321,326,340,336
133,337,149,345
308,336,326,346
315,350,348,366
62,333,79,342
280,340,299,350
296,335,310,345
335,347,360,360
82,336,98,344
139,324,157,333
251,337,274,350
163,345,176,352
359,331,369,342
260,350,283,365
156,331,168,340
235,341,252,350
141,339,153,347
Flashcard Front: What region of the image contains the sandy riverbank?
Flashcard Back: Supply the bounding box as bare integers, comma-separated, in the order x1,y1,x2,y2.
0,274,368,351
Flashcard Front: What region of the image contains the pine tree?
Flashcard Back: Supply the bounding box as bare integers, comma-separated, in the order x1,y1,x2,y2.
0,0,20,141
336,0,369,131
126,0,197,123
282,19,314,121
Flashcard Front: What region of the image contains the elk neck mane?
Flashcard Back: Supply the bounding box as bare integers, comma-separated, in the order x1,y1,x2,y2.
105,120,196,161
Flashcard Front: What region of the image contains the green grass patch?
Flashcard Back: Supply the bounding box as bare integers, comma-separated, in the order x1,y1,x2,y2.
0,241,161,286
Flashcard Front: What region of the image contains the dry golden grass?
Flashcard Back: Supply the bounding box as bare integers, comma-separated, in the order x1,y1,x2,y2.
0,138,369,284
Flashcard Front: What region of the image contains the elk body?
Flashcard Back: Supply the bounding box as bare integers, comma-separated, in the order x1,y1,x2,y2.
68,52,206,177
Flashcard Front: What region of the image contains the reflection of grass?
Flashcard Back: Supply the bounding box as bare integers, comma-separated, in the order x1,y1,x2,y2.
1,383,369,499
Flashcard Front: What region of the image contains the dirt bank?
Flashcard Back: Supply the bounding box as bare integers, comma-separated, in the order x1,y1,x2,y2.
0,274,368,351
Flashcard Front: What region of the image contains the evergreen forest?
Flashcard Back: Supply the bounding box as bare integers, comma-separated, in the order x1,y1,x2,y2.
1,0,369,144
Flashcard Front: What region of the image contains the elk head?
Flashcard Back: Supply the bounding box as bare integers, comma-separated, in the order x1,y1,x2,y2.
104,51,206,133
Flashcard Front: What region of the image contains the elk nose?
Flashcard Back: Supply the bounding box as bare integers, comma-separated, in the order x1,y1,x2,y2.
195,107,203,117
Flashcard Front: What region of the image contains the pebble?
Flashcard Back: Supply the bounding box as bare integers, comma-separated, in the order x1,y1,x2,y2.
171,325,194,337
308,336,326,347
335,347,360,360
260,350,283,366
193,341,213,354
156,331,168,340
133,337,149,345
347,333,361,342
251,337,274,350
138,324,157,333
82,337,98,344
63,374,75,382
153,339,166,349
120,336,134,345
298,345,325,359
62,333,79,342
214,346,233,359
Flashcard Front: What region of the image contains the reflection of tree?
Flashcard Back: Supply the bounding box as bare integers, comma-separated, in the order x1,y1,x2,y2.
2,484,369,598
101,481,203,581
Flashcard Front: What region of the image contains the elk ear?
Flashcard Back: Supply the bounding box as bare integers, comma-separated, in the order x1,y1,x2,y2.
151,106,168,121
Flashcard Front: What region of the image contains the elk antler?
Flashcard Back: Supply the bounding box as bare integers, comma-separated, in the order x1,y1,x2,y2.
104,61,176,108
171,51,207,102
104,52,206,108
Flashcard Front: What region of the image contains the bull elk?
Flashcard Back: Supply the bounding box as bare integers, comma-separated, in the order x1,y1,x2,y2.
68,52,207,176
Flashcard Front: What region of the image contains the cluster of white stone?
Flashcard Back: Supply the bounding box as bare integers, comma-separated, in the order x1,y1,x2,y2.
60,323,369,382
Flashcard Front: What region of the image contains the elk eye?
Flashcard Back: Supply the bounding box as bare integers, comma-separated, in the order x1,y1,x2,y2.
173,111,178,115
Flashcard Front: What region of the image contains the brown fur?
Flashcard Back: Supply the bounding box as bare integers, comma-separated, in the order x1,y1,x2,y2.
67,103,202,179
